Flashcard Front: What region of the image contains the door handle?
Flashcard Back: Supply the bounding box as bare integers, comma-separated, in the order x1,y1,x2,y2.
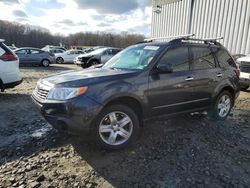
217,73,223,77
185,77,194,81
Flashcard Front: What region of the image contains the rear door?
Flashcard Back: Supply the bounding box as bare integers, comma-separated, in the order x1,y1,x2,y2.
188,45,220,107
148,45,197,116
30,49,43,65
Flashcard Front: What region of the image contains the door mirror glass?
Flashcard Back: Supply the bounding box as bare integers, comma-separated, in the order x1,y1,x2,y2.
156,63,173,73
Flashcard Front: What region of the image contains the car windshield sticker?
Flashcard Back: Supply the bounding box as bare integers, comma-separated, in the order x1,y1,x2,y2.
144,46,160,51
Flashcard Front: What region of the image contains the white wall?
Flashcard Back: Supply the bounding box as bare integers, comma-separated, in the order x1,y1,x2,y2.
152,0,250,55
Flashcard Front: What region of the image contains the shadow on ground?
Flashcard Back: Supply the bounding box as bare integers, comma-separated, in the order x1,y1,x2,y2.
70,113,250,187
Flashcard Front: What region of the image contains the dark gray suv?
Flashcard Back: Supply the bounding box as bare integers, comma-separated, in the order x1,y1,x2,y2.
32,37,241,150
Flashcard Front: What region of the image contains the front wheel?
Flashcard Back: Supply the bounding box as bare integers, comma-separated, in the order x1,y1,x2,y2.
94,104,140,150
56,57,64,64
210,91,233,120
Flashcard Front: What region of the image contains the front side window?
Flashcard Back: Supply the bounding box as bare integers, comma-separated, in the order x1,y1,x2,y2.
103,45,162,70
191,47,216,70
158,46,190,72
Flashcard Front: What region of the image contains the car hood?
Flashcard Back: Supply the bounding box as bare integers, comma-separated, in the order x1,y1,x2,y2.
41,68,139,87
237,56,250,62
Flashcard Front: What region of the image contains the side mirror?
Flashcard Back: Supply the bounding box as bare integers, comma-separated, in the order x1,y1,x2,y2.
156,63,173,74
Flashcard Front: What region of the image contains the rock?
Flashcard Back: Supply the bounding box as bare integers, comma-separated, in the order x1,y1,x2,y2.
29,182,41,188
74,182,80,187
36,175,45,182
9,177,16,183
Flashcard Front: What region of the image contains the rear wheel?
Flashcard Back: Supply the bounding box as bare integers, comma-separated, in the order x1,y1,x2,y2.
41,59,50,67
94,104,140,150
56,57,64,64
210,91,233,120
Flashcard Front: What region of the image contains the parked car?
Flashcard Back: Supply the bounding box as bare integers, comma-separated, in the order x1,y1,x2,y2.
236,55,250,91
48,49,65,54
14,48,55,67
41,45,67,52
55,50,85,64
32,37,240,150
0,39,22,91
74,47,122,68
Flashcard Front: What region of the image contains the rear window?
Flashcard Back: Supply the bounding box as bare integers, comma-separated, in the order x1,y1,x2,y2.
212,48,236,68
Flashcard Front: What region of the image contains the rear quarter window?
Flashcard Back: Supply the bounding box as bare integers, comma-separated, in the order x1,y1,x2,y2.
213,48,236,68
190,47,216,70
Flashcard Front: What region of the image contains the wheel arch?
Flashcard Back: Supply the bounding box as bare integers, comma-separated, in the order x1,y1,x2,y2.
101,96,144,127
213,85,236,105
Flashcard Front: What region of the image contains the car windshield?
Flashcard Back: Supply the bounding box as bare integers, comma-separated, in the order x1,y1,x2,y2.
103,45,162,70
88,48,106,55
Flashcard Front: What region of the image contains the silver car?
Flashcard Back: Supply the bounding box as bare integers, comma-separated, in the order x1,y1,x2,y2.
14,47,55,67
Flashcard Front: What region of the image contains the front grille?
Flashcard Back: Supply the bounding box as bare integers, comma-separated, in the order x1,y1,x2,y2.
33,86,50,102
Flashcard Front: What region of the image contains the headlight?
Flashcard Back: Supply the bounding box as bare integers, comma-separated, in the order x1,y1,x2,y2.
47,87,88,101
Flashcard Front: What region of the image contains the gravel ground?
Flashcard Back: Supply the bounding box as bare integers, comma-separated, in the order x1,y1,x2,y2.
0,64,250,188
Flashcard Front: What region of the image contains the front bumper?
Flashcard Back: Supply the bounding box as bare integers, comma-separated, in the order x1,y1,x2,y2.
31,94,102,134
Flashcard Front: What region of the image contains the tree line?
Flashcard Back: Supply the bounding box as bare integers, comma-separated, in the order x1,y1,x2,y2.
0,20,145,49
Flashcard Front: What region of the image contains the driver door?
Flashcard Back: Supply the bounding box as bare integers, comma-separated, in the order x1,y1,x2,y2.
148,46,196,116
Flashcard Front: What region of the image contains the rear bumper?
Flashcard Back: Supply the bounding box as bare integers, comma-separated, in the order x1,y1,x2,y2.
31,94,102,134
1,79,22,90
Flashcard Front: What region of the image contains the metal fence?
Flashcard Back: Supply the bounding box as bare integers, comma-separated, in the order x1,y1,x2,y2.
151,0,250,55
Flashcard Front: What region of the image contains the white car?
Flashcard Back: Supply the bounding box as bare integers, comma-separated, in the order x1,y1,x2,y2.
0,39,22,92
236,55,250,91
55,50,85,64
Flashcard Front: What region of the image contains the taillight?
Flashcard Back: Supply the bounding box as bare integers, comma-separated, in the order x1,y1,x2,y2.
0,53,18,61
235,68,240,77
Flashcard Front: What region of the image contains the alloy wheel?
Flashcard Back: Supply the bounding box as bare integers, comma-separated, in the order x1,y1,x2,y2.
99,111,133,146
217,94,231,118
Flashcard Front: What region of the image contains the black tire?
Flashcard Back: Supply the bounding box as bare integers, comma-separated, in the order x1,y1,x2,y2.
93,104,140,150
56,57,64,64
41,59,50,67
89,60,99,67
210,91,233,120
241,86,249,91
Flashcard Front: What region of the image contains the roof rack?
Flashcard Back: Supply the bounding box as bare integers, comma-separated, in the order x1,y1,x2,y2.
144,34,195,42
181,37,223,45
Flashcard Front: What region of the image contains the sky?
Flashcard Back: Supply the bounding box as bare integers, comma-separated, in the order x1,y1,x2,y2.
0,0,152,36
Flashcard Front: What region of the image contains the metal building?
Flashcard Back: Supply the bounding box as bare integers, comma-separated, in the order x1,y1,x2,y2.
151,0,250,55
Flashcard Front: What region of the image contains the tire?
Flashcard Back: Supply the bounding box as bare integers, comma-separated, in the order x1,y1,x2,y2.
56,57,64,64
41,59,50,67
89,60,99,67
94,104,140,150
241,86,249,91
210,91,233,120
